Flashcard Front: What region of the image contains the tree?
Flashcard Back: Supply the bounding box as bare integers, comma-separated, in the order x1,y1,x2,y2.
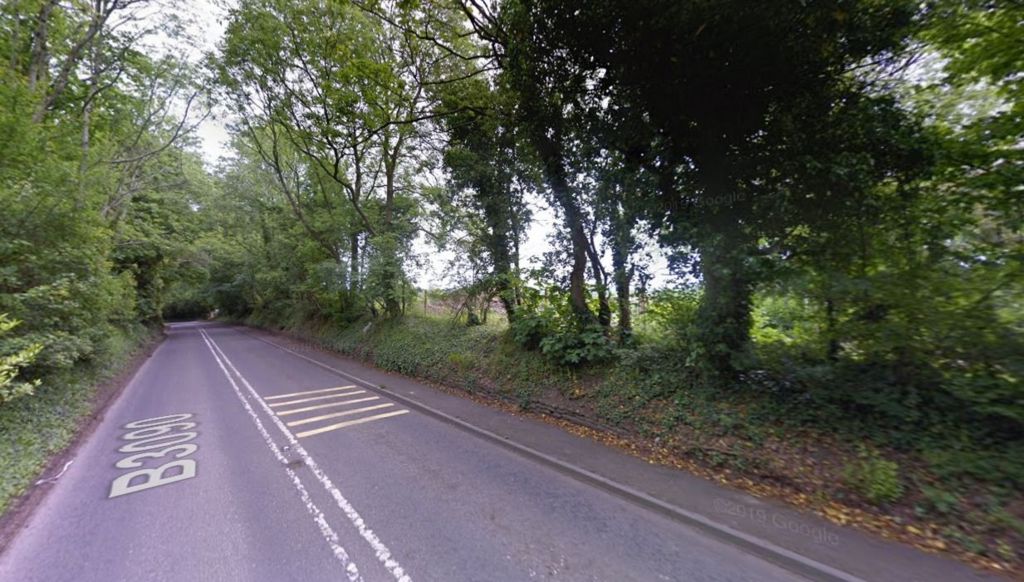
438,77,531,320
0,0,207,391
468,0,599,327
498,0,928,379
217,0,453,317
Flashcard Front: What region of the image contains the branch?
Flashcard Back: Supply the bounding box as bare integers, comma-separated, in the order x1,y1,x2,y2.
109,90,204,165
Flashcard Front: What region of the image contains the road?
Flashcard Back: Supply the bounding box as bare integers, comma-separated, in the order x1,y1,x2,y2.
0,322,812,581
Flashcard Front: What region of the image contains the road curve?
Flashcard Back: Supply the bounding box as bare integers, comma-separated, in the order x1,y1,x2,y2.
0,322,804,582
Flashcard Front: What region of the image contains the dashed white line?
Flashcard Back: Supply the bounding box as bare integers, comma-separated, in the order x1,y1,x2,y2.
201,329,412,582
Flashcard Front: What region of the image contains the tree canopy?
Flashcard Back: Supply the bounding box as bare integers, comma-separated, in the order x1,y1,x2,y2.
2,0,1022,569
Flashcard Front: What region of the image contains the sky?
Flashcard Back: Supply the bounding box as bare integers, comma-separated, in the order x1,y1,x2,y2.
184,0,233,165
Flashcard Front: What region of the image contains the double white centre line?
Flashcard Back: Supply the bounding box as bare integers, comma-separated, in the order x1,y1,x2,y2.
200,329,411,582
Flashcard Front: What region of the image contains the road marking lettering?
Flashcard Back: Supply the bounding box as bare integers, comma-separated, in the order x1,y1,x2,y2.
268,391,366,407
109,461,196,497
200,329,410,582
122,421,196,441
119,431,198,453
264,385,358,400
110,414,198,498
286,403,395,427
294,410,410,439
115,444,197,469
124,413,193,429
275,395,378,416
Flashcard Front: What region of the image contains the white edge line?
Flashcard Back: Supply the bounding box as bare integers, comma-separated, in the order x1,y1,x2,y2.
199,330,362,582
201,329,412,582
248,331,866,582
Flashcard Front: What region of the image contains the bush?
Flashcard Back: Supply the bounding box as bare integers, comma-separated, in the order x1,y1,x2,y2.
642,288,701,343
539,324,614,367
843,447,905,505
750,292,826,365
0,314,42,406
509,305,613,367
509,311,550,350
922,441,1024,487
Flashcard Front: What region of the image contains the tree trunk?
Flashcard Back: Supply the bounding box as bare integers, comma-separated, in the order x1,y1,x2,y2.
695,227,755,381
511,198,522,310
687,149,756,381
495,268,516,322
349,232,360,292
563,195,595,324
79,0,100,209
481,191,516,322
825,295,840,362
32,2,108,123
546,170,594,325
8,1,19,72
585,232,611,329
611,219,634,345
79,98,91,206
381,143,401,317
27,0,59,92
519,77,594,325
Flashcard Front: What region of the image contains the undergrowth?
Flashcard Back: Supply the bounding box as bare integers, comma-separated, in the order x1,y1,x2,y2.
0,324,154,514
250,311,1023,570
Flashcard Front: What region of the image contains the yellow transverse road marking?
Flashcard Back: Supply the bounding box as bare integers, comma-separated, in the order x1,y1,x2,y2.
264,385,358,400
275,395,378,417
268,391,365,407
295,410,410,438
286,403,395,427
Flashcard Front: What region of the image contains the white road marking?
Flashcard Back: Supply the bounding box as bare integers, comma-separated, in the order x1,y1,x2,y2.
287,403,396,427
125,413,193,428
294,410,410,438
109,460,195,498
35,460,74,485
265,385,359,400
247,333,869,582
199,331,363,582
200,329,412,582
269,391,367,407
276,396,379,417
109,415,199,498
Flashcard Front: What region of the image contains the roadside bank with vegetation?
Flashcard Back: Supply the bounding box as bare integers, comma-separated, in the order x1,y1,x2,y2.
0,325,158,516
2,0,1021,576
244,299,1022,575
1,1,210,518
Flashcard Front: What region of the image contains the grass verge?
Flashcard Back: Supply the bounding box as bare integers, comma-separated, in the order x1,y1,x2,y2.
248,312,1021,576
0,324,160,517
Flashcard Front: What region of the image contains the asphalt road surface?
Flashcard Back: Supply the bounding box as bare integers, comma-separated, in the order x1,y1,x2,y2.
0,322,810,582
